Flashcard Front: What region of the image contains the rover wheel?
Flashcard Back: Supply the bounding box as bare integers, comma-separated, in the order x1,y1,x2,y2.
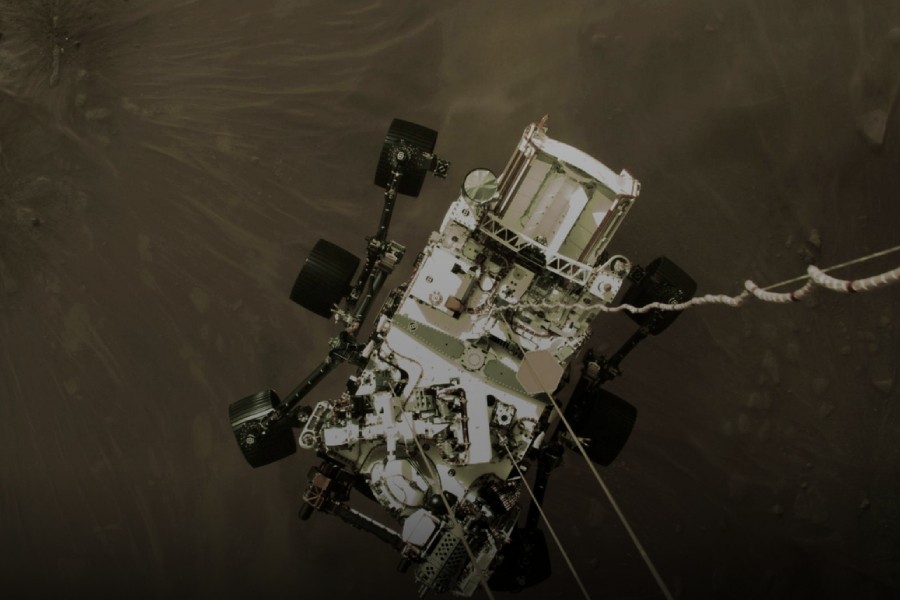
290,239,360,318
621,256,697,335
488,528,551,592
229,390,297,468
373,118,438,198
571,387,637,466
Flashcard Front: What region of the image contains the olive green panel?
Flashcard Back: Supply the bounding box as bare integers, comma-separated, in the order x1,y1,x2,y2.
483,359,530,397
391,314,465,360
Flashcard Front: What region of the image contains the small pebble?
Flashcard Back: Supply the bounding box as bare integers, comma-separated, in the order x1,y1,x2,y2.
798,247,816,264
859,499,871,510
772,504,784,517
857,110,888,146
807,228,821,249
85,107,111,121
746,392,771,410
785,342,800,362
811,378,829,395
872,378,894,395
890,26,900,45
760,350,780,384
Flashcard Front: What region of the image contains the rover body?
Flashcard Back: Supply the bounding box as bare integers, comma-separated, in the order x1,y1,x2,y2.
230,118,694,596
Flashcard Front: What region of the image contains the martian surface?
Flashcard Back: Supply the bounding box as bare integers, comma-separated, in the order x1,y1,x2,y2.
1,1,898,598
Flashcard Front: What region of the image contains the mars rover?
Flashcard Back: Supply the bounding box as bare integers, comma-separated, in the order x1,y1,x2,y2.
228,117,696,596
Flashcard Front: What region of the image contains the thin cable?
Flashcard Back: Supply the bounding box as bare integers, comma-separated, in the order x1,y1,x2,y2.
808,263,900,293
539,390,675,600
501,444,592,600
762,244,900,290
505,314,673,600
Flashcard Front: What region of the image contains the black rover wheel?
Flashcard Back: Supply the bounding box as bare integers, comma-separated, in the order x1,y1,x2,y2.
488,528,551,592
228,390,297,467
570,386,637,467
229,390,297,468
621,256,697,335
373,118,438,198
290,239,360,318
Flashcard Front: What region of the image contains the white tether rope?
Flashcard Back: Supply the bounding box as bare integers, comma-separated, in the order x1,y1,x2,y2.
520,247,900,315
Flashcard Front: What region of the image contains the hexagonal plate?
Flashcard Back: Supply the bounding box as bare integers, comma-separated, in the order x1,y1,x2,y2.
516,350,564,395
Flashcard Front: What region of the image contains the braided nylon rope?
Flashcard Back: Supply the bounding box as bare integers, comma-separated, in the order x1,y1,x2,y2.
808,264,900,293
519,263,899,315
